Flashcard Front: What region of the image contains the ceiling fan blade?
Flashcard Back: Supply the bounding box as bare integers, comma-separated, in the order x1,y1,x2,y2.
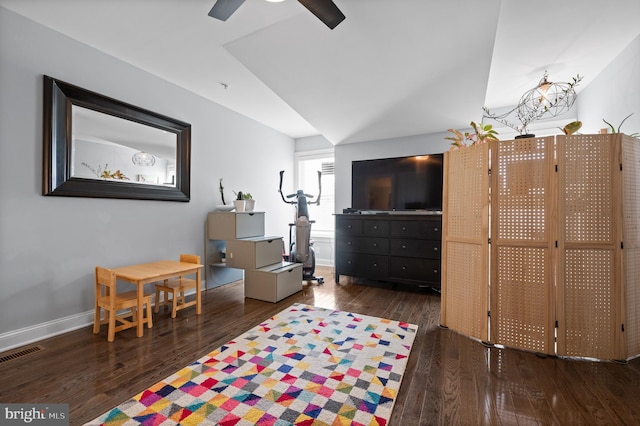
208,0,246,21
297,0,345,29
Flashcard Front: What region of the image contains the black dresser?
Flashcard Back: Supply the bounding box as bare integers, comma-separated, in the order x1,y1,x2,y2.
335,213,442,290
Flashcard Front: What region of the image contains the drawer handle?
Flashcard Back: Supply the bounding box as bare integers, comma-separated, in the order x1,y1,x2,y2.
347,225,352,229
402,226,406,231
373,225,378,230
434,247,438,251
434,227,439,231
347,241,352,246
434,269,438,273
347,260,352,265
373,263,378,267
373,243,378,247
402,266,407,270
402,245,407,249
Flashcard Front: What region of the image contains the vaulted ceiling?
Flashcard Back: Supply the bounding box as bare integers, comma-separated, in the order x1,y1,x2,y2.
2,0,639,144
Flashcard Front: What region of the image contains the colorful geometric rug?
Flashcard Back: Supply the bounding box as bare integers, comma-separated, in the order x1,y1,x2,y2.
86,303,418,425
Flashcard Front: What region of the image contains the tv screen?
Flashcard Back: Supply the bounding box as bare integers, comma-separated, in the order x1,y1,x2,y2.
351,154,443,211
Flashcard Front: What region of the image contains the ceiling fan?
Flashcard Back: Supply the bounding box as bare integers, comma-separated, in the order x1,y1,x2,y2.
208,0,345,29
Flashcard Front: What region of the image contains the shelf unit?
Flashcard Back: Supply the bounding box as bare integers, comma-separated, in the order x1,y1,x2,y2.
205,211,265,288
205,211,303,302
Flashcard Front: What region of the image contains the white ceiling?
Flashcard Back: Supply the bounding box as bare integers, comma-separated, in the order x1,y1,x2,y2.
2,0,639,145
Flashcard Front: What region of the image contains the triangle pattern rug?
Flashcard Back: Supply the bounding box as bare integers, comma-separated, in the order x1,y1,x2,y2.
87,303,418,426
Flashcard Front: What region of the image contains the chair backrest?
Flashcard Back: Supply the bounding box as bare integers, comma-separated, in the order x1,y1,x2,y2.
178,254,200,280
180,253,200,264
95,266,117,305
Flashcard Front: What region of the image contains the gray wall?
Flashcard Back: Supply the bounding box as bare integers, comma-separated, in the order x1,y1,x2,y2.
334,133,450,214
0,7,296,350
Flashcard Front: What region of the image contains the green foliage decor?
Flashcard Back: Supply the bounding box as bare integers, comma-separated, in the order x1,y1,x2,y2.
445,121,499,149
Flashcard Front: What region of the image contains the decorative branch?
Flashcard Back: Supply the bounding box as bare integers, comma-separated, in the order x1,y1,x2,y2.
483,73,583,135
219,178,226,205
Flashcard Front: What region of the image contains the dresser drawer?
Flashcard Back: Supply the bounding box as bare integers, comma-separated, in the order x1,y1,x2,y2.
391,220,420,237
208,212,265,240
336,253,389,277
389,257,441,282
337,236,389,255
421,219,442,240
390,239,440,259
363,220,389,237
336,218,363,236
226,236,283,269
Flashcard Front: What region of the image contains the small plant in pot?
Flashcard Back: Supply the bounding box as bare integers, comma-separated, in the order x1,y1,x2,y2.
233,191,254,212
602,113,639,137
233,191,246,212
445,121,499,149
243,193,255,211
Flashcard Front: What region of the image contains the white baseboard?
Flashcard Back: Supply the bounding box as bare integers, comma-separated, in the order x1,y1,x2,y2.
0,284,205,353
0,310,95,353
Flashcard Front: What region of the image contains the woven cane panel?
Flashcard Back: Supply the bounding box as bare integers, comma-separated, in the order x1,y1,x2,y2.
445,145,487,240
562,249,615,359
495,138,548,241
622,136,640,356
563,134,614,243
494,246,549,353
444,242,486,339
624,247,640,356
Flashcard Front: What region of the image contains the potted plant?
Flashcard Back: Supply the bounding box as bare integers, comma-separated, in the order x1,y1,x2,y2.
602,113,638,137
445,121,499,149
559,120,582,135
233,191,246,212
232,191,255,212
243,193,255,211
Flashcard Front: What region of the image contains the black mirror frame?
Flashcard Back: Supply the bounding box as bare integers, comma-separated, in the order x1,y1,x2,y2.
43,75,191,202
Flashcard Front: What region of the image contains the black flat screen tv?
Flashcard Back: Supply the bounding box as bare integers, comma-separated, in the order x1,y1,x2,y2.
351,153,443,212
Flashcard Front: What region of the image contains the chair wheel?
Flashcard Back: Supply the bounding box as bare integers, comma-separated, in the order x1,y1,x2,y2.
317,278,324,284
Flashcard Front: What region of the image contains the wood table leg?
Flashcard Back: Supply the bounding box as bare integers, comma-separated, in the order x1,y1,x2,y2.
196,268,202,315
137,283,144,337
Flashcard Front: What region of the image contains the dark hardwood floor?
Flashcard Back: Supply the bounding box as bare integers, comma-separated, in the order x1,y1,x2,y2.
2,265,640,425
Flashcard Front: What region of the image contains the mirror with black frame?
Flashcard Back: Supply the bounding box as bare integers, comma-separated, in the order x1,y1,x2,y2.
43,75,191,201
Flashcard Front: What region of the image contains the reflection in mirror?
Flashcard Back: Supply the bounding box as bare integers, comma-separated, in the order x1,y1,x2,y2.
43,75,191,201
71,106,177,187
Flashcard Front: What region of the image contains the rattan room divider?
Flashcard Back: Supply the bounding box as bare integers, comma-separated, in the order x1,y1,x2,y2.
441,133,640,361
441,143,489,342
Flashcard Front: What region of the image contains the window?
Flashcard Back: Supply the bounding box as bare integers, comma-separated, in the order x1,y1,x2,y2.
295,150,335,238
